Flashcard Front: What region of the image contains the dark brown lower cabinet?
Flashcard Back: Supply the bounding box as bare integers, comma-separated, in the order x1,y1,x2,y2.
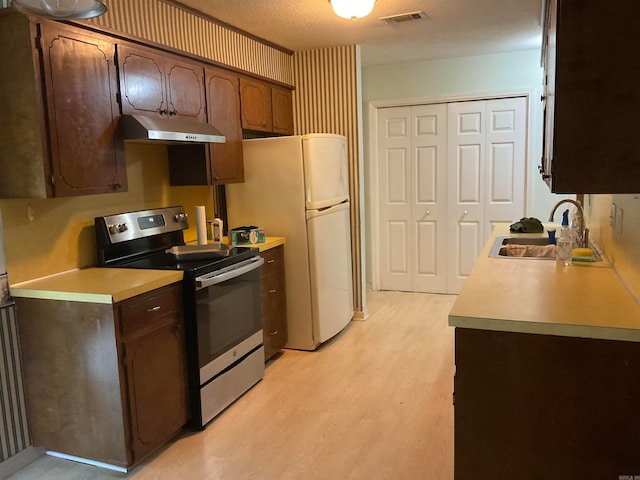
261,246,288,360
16,283,188,469
454,328,640,480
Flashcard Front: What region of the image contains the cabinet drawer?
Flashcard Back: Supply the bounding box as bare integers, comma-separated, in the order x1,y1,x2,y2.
260,246,284,277
262,270,285,304
119,283,182,339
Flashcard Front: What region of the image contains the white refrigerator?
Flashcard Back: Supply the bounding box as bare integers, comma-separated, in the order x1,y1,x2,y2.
227,134,354,351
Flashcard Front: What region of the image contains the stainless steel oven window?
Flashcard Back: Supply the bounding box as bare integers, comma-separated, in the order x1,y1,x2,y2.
195,262,262,368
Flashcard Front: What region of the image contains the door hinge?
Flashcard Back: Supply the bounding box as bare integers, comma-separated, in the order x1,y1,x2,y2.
35,35,42,51
50,175,55,185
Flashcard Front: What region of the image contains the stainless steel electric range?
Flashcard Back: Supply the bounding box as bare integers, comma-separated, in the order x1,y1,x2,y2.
95,206,264,429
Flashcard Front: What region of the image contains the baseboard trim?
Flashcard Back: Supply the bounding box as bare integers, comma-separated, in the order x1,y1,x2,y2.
353,309,369,321
0,447,44,480
46,451,128,473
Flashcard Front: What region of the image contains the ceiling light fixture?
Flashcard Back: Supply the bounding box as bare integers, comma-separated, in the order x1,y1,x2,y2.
329,0,376,20
11,0,107,20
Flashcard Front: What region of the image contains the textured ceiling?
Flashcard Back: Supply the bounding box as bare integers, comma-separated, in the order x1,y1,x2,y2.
172,0,544,67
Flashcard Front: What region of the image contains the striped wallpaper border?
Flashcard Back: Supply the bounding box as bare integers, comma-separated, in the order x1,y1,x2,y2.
88,0,294,86
293,46,363,313
1,0,294,85
0,304,30,463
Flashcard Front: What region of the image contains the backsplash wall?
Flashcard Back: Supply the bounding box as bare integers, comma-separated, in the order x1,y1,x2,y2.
0,145,213,284
588,194,640,301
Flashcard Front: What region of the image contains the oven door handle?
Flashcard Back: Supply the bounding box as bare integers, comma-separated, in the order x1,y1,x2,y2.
195,256,264,289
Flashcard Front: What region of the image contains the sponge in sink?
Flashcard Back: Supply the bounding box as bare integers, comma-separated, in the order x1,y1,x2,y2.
572,247,594,262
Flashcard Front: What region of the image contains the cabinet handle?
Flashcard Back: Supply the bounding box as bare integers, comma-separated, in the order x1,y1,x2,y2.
270,330,279,336
168,110,177,117
267,259,275,264
158,109,168,116
147,305,161,312
268,289,277,294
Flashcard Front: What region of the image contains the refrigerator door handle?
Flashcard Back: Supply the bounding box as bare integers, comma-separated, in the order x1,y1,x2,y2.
306,201,350,220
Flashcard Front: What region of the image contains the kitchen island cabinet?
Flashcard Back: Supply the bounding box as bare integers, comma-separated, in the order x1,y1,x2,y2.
0,14,126,198
260,245,288,360
449,225,640,479
13,270,187,470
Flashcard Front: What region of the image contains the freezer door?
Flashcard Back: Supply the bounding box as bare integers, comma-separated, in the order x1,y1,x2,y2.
306,202,354,343
302,134,349,210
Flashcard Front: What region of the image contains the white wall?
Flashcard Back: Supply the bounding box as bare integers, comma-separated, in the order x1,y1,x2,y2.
361,50,570,289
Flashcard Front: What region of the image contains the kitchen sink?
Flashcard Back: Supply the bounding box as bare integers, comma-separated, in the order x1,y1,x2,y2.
489,236,602,261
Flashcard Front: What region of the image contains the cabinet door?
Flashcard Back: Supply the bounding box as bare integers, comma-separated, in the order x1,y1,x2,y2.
240,77,273,132
261,246,288,360
272,86,294,135
118,43,166,117
40,23,126,196
119,284,188,463
206,67,244,183
165,55,206,122
123,322,188,463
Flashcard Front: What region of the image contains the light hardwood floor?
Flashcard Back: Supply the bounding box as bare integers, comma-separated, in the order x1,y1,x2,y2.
8,291,456,480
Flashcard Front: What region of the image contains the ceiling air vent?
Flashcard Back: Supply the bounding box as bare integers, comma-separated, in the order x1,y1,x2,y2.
379,11,427,25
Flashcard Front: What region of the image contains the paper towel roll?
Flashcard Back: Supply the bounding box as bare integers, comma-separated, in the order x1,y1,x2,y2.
195,206,207,245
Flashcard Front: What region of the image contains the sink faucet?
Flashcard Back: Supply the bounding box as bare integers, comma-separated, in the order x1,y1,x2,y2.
548,199,589,248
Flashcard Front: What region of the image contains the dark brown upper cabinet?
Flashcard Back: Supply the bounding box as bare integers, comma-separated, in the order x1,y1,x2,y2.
118,43,206,123
206,67,244,183
167,67,244,185
541,0,640,193
239,77,273,132
0,14,126,198
239,77,294,136
272,86,294,135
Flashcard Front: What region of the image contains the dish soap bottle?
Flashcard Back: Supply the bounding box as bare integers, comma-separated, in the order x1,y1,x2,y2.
560,209,571,241
556,209,573,265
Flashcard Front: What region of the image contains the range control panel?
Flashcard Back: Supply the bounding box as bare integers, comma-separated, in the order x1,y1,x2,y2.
96,206,189,244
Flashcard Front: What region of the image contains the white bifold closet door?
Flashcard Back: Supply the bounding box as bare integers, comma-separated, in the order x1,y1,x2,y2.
377,97,526,294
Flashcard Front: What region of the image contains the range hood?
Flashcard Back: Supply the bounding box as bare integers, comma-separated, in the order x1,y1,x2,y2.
121,114,226,144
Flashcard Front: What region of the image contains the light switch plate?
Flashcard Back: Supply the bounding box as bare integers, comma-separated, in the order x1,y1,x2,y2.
610,203,616,228
615,207,624,237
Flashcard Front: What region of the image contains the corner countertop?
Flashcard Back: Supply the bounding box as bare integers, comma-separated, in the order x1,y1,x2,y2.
448,224,640,342
188,236,286,252
10,268,183,304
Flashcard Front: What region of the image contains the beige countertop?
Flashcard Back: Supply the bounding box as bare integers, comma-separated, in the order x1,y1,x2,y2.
10,268,183,304
10,237,286,304
232,236,285,252
188,236,286,252
449,224,640,342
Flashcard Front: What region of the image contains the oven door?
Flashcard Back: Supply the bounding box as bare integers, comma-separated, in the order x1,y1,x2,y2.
195,256,264,385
